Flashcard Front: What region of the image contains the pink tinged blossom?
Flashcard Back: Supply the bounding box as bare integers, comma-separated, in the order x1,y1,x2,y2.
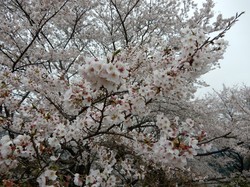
74,173,83,186
80,58,127,92
200,143,212,152
85,175,95,185
106,175,116,186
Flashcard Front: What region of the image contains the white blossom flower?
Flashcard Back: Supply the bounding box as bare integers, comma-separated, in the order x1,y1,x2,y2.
74,173,83,186
44,169,57,181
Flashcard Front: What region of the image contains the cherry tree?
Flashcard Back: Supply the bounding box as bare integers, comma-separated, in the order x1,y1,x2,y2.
0,0,243,186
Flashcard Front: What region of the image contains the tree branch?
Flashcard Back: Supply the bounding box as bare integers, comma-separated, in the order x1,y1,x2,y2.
196,147,230,156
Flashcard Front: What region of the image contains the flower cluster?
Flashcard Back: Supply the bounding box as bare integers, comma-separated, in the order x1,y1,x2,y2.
119,116,206,170
37,168,58,187
80,59,129,92
0,134,34,169
64,80,93,115
179,27,228,74
155,116,201,165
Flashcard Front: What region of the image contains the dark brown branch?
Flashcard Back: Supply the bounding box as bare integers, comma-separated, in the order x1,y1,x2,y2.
110,0,130,45
82,130,134,141
196,147,230,156
0,48,15,63
64,10,88,49
2,126,23,136
17,91,30,107
14,61,49,71
12,0,69,71
14,0,55,49
44,96,72,120
198,132,235,145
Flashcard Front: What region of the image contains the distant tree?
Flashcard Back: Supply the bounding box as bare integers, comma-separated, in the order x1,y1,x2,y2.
0,0,243,186
191,85,250,185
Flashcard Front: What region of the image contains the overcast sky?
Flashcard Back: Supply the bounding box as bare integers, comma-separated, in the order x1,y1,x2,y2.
196,0,250,97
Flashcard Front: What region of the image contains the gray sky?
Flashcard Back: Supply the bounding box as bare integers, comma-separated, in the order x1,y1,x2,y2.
196,0,250,97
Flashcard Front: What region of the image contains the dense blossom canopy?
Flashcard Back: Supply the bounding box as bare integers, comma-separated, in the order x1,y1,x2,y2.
0,0,244,186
